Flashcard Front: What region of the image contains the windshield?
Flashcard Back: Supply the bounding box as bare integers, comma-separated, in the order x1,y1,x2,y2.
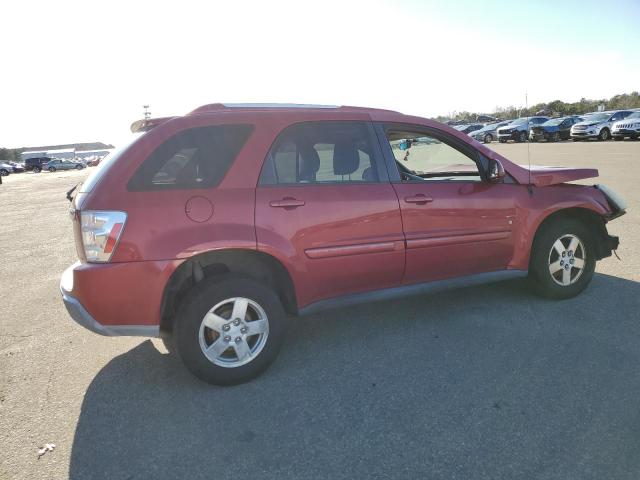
453,125,468,131
79,133,143,193
581,113,609,123
509,118,528,126
542,118,566,126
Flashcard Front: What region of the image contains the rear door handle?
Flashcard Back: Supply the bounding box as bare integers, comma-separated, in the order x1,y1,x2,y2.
404,194,433,204
269,197,305,208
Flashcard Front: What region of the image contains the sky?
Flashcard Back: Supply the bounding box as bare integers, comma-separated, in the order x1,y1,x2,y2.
2,0,639,148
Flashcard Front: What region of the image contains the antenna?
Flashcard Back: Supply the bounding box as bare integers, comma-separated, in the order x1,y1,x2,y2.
526,91,532,191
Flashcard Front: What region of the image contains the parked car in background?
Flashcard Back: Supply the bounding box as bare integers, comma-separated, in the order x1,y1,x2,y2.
570,110,633,141
7,162,25,173
86,157,102,167
529,116,583,142
497,117,549,143
454,123,484,134
60,103,625,385
469,120,513,143
0,161,14,176
24,156,53,173
44,159,86,172
611,111,640,140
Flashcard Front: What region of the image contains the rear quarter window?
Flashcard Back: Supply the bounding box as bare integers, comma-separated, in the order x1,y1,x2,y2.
127,124,253,191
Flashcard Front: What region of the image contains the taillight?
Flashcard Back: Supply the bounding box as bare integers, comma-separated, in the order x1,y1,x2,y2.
80,211,127,263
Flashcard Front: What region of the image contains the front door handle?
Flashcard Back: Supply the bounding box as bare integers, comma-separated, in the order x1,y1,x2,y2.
269,197,305,208
404,194,433,204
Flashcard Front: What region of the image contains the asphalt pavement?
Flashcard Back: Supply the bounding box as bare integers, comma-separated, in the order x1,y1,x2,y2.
1,140,639,479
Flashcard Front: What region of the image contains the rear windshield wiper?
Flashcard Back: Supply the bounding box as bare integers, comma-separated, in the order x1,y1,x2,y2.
66,184,80,202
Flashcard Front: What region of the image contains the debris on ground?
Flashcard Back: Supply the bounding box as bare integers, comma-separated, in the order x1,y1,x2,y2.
37,443,55,459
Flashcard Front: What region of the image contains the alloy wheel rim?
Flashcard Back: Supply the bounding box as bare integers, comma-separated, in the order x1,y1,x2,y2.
198,297,269,368
548,234,586,286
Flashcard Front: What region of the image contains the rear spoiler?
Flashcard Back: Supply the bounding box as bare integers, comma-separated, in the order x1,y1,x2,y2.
130,116,176,133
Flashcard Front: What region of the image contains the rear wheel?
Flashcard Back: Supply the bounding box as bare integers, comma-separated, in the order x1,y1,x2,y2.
517,131,527,142
48,167,56,172
528,218,596,299
175,276,289,385
483,134,493,144
598,128,610,141
33,166,41,173
75,164,83,170
0,169,9,176
552,132,560,142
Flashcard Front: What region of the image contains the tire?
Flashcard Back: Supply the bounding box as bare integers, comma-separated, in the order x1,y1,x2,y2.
483,134,493,144
48,167,56,172
528,218,596,299
517,131,527,142
160,335,176,354
175,275,289,385
552,132,560,142
499,138,507,143
598,128,610,141
0,169,9,176
33,166,41,173
75,164,83,170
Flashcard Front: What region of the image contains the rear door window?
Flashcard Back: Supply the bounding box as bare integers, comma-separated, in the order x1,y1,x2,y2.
259,121,380,185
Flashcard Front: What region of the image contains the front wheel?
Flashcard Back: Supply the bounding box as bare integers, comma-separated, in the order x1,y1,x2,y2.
499,138,507,143
517,131,527,142
598,128,610,141
552,132,560,142
33,166,41,173
175,276,288,385
528,218,596,299
0,169,9,176
48,167,56,172
483,134,493,144
75,164,83,170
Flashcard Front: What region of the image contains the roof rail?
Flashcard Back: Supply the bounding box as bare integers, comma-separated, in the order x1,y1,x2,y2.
189,103,341,115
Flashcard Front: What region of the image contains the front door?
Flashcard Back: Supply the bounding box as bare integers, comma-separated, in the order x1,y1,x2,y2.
377,123,520,285
255,121,405,308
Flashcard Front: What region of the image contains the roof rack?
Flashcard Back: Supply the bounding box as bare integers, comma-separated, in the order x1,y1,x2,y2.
189,103,341,115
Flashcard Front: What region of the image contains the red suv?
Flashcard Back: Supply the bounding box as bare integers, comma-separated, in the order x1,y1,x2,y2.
60,103,625,385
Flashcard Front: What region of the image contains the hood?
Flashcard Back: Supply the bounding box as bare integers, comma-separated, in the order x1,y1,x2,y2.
536,125,559,132
573,120,604,128
526,165,599,187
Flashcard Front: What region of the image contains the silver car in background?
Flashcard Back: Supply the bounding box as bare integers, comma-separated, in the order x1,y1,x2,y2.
469,120,513,143
611,111,640,140
570,110,633,141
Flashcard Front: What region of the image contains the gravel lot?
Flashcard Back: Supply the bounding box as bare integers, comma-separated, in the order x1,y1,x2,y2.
1,141,639,479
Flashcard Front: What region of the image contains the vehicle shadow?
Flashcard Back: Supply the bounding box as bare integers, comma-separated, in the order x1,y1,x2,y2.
69,273,640,480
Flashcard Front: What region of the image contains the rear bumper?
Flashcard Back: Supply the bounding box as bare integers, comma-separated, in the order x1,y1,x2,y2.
59,260,175,337
61,287,159,336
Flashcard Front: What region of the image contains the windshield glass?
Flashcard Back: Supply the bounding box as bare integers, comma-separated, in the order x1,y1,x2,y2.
581,113,609,123
453,125,468,131
510,118,528,126
79,133,143,193
542,118,565,126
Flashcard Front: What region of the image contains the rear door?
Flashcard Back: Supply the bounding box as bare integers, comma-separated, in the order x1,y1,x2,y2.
255,121,405,308
376,123,522,285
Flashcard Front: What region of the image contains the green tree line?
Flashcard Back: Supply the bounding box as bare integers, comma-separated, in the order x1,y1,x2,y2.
434,91,640,123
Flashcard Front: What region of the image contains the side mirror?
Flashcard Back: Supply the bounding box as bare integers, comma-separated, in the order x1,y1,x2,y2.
487,159,505,183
